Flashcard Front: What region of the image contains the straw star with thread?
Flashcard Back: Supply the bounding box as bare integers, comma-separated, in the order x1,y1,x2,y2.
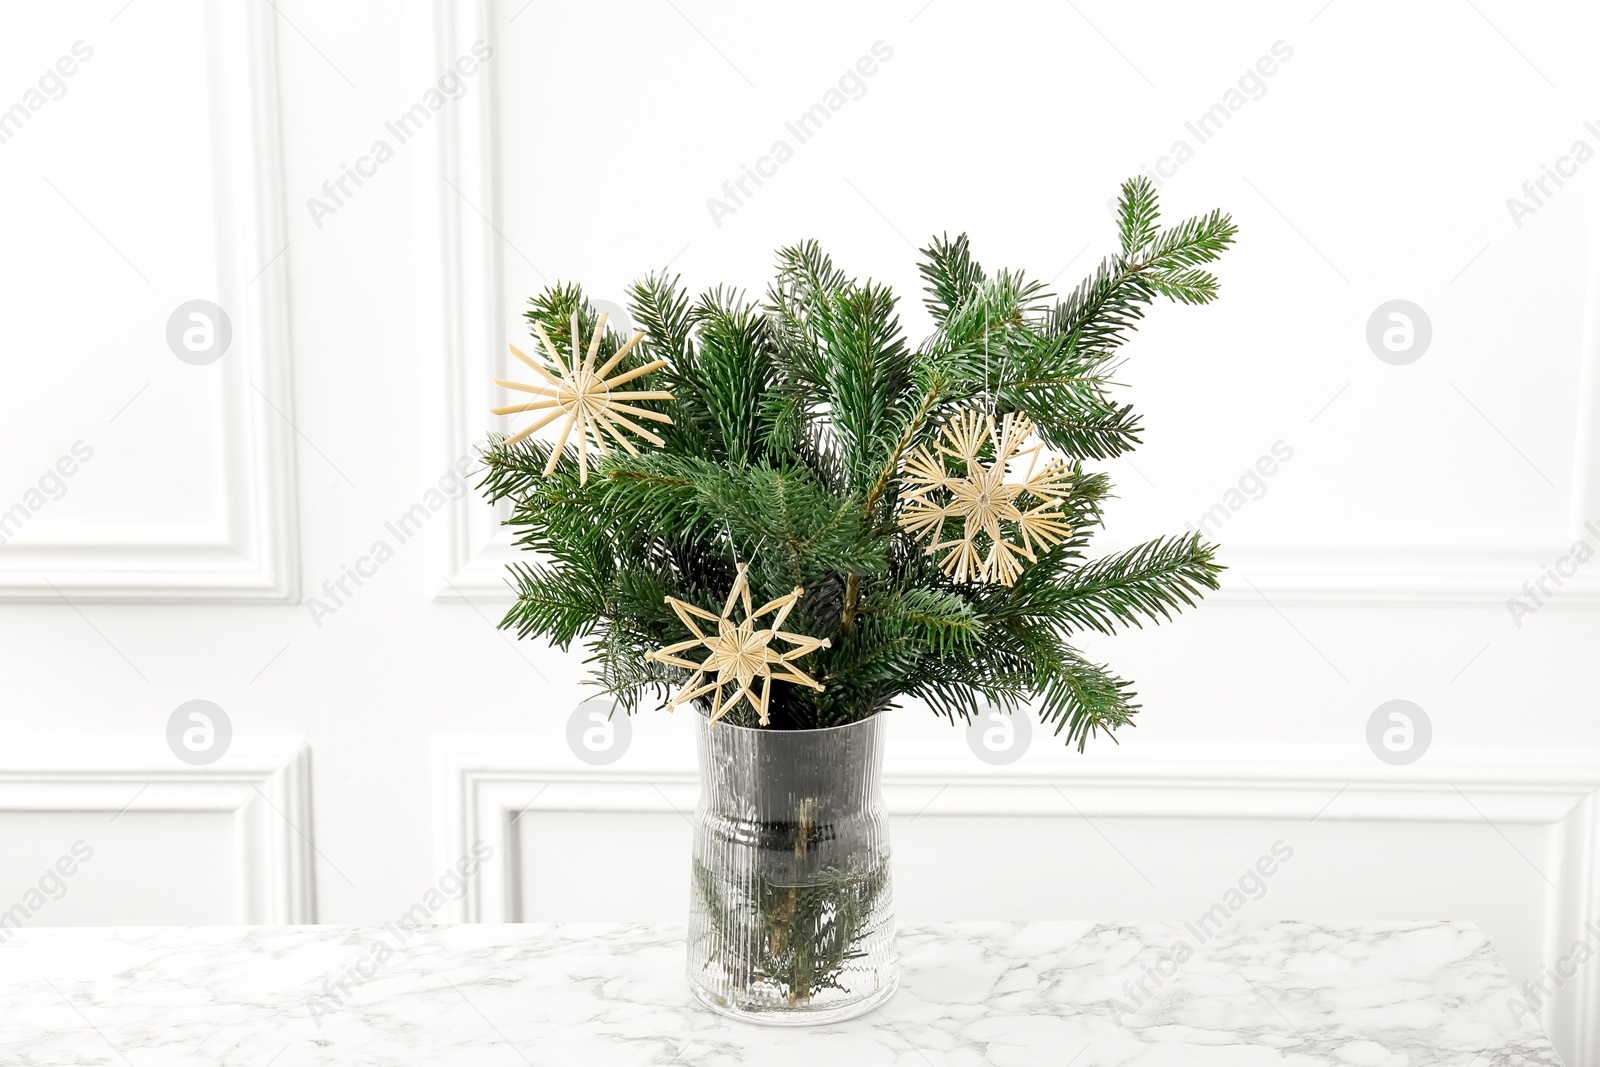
899,409,1075,586
645,564,831,725
493,311,673,485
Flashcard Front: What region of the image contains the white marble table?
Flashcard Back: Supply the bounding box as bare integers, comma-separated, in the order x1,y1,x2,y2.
0,921,1562,1066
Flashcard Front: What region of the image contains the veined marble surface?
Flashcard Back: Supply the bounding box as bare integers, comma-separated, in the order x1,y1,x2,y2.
0,920,1561,1066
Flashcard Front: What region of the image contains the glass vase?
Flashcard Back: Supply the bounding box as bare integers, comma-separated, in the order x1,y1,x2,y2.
686,711,898,1024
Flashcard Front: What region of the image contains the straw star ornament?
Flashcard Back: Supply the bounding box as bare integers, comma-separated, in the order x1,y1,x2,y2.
493,311,674,485
899,409,1075,586
645,564,831,725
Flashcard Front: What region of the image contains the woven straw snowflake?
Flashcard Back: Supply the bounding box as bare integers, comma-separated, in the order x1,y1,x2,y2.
645,564,831,725
493,311,673,485
899,409,1074,586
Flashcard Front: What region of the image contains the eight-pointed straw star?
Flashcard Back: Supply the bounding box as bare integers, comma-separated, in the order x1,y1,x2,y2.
899,409,1075,586
492,311,674,486
645,564,832,726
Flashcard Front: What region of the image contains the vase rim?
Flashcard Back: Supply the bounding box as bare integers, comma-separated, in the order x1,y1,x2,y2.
694,708,888,736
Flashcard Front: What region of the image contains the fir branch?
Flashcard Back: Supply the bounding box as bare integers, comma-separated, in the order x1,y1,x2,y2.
1118,176,1161,257
1036,644,1140,751
1138,207,1237,271
857,586,979,655
807,280,913,491
701,462,884,587
918,233,986,325
1031,533,1223,635
859,373,947,522
502,558,612,647
482,177,1237,751
1047,177,1236,360
688,288,774,465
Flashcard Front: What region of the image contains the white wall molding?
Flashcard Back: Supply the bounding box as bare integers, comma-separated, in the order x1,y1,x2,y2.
0,736,315,923
435,734,1600,1056
0,0,299,602
411,0,514,601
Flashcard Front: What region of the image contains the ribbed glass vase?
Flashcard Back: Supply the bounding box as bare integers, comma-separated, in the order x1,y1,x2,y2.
686,711,898,1024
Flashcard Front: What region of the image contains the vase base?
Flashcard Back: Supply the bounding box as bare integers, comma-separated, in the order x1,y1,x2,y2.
688,973,899,1027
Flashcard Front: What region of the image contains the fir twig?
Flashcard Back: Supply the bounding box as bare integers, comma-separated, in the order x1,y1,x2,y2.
480,178,1236,746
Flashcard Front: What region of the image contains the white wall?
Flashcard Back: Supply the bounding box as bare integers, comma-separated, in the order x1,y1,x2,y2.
3,0,1599,1060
